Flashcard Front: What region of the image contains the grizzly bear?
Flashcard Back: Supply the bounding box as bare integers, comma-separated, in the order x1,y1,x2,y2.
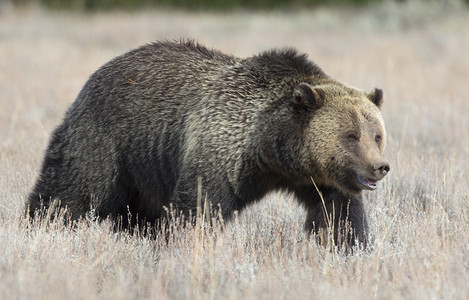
28,40,389,247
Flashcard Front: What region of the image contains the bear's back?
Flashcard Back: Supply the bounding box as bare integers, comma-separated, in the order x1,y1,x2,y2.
73,40,237,113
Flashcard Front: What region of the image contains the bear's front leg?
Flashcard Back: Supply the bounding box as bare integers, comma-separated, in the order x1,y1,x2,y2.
300,186,369,249
170,172,240,225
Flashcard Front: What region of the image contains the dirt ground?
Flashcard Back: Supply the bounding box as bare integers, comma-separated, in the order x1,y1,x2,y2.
0,2,468,299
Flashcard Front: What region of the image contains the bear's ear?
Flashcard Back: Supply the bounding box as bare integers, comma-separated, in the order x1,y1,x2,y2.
293,83,324,110
367,88,384,109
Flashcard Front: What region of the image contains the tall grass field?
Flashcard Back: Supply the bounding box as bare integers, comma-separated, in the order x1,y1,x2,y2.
0,2,468,299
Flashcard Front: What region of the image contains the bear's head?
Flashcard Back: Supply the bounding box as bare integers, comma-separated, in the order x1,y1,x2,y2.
293,82,390,194
258,80,389,195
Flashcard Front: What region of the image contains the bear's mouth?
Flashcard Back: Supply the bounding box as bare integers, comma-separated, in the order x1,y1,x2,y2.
357,174,378,190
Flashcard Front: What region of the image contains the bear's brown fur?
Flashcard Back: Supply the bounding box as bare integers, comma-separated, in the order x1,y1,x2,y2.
27,40,389,248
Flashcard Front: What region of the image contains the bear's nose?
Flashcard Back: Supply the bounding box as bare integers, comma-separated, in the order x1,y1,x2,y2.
373,162,390,177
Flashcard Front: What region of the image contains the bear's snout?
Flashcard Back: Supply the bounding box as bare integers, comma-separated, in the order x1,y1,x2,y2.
372,161,390,179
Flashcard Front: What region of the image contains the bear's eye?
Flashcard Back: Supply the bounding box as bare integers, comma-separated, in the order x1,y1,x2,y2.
375,135,382,143
294,95,304,105
347,133,359,142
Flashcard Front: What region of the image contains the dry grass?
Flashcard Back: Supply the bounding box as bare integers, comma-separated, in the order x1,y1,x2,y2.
1,2,468,299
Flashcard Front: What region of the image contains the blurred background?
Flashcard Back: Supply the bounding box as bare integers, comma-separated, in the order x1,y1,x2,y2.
3,0,468,11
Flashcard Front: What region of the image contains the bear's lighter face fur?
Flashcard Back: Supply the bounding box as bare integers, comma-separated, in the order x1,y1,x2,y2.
303,84,389,195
